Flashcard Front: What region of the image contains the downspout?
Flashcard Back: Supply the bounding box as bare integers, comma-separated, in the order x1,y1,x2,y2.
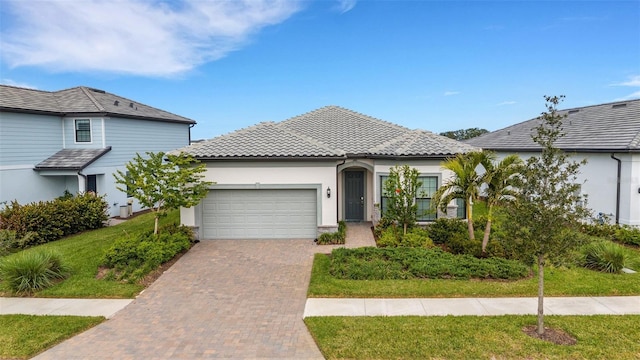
188,124,195,144
610,153,621,224
336,159,346,223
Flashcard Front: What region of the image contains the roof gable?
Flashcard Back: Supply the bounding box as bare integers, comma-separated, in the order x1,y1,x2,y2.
0,85,195,124
466,99,640,152
176,106,479,160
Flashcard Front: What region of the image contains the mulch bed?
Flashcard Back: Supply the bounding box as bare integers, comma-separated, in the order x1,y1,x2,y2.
522,325,577,345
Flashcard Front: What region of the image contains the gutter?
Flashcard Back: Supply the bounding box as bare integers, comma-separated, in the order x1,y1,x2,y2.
611,153,621,224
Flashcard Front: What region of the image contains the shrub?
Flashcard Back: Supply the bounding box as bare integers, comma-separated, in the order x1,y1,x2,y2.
101,224,192,282
426,218,467,244
317,221,347,245
0,230,36,256
373,217,395,240
328,247,529,280
400,227,434,248
0,250,71,294
376,227,401,247
614,226,640,247
0,193,108,247
580,240,639,273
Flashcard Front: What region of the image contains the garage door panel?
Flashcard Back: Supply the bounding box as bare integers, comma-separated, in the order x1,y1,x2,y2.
202,189,317,239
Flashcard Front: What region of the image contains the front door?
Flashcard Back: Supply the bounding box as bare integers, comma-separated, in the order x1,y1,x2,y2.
345,171,364,221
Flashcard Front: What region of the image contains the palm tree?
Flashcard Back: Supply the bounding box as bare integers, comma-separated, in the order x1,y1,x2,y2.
481,154,523,253
433,151,490,240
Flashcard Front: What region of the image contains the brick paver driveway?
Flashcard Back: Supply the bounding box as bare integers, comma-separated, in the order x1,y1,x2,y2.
35,240,324,359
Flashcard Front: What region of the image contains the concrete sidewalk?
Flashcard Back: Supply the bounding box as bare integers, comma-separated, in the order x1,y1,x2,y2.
0,298,132,319
304,296,640,317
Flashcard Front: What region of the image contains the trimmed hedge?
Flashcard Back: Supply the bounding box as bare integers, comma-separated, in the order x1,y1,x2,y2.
317,221,347,245
328,247,529,280
0,193,108,247
581,223,640,247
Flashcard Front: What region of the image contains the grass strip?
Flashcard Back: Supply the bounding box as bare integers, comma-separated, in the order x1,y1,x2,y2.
305,315,640,360
308,253,640,297
0,314,103,359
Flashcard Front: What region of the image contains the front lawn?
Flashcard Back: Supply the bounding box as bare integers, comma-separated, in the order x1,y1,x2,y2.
0,210,180,298
0,314,104,359
305,315,640,360
308,253,640,297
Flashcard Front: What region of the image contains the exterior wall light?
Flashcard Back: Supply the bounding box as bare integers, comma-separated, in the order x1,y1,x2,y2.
327,187,331,198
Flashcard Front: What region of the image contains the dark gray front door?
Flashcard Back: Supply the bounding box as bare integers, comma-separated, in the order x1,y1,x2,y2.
345,171,364,221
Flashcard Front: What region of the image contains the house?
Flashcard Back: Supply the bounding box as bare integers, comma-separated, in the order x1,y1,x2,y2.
173,106,479,240
466,99,640,227
0,85,195,217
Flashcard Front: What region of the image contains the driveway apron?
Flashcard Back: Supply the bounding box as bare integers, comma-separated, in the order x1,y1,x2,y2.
34,240,325,359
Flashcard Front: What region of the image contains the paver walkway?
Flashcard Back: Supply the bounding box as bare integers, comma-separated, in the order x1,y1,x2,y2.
34,240,324,360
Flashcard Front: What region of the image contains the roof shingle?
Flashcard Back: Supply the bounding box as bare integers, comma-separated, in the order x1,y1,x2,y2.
35,147,112,170
466,99,640,152
175,106,479,159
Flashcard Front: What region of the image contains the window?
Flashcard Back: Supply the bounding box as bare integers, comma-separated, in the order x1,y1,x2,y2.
380,175,438,221
416,176,437,221
75,119,91,143
456,198,466,219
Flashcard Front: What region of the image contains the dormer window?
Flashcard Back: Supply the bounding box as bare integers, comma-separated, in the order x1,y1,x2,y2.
75,119,91,143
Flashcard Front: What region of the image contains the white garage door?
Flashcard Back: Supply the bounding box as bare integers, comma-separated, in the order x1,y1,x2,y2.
202,189,317,239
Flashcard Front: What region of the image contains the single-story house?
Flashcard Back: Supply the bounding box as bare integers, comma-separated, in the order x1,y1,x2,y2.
174,106,479,240
0,85,195,217
466,99,640,226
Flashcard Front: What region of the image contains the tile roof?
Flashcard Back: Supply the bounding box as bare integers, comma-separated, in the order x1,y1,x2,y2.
174,106,479,159
35,147,112,170
466,99,640,152
0,85,195,124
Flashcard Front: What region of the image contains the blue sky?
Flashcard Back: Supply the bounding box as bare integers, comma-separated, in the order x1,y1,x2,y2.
1,0,639,140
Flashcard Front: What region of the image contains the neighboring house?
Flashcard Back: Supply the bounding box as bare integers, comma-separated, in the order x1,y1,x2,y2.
466,99,640,227
173,106,479,240
0,85,195,217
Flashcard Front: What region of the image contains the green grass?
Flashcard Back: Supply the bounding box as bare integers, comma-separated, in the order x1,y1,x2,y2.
305,315,640,360
0,314,103,359
308,253,640,297
0,210,179,298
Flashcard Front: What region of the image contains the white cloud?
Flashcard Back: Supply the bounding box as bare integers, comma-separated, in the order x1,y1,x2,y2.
615,90,640,101
1,79,37,89
335,0,357,13
611,75,640,87
443,91,460,96
0,0,302,77
497,101,516,106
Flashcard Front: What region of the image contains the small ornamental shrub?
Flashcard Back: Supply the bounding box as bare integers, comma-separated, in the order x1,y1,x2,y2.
426,218,467,245
0,230,36,256
317,221,347,245
376,227,401,247
0,193,108,247
0,250,71,294
580,240,639,273
580,223,640,247
101,224,193,282
614,226,640,247
328,247,528,280
373,217,395,240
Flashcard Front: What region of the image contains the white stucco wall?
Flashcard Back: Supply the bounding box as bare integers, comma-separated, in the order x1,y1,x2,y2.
496,151,640,226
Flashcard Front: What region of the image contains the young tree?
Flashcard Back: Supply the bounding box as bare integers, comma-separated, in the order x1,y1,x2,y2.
502,96,590,336
432,151,489,240
481,153,523,253
114,152,212,235
383,165,422,235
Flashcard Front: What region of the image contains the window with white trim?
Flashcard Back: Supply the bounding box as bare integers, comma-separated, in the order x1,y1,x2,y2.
75,119,91,143
380,175,439,221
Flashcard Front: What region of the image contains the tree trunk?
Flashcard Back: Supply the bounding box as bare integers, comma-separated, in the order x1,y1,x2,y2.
467,197,475,240
403,222,408,236
482,220,491,254
537,254,545,335
154,216,159,235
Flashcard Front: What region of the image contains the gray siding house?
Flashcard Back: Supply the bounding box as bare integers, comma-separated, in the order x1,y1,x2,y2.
466,99,640,227
0,85,195,217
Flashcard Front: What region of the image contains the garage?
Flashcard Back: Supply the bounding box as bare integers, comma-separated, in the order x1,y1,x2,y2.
201,189,318,239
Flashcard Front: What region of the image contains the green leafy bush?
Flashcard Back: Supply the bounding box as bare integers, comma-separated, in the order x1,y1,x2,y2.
580,240,639,273
377,227,434,248
0,230,36,256
0,250,71,294
614,226,640,247
101,224,192,282
373,217,395,240
426,218,467,244
580,222,640,247
0,193,108,247
317,221,347,245
328,247,528,280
